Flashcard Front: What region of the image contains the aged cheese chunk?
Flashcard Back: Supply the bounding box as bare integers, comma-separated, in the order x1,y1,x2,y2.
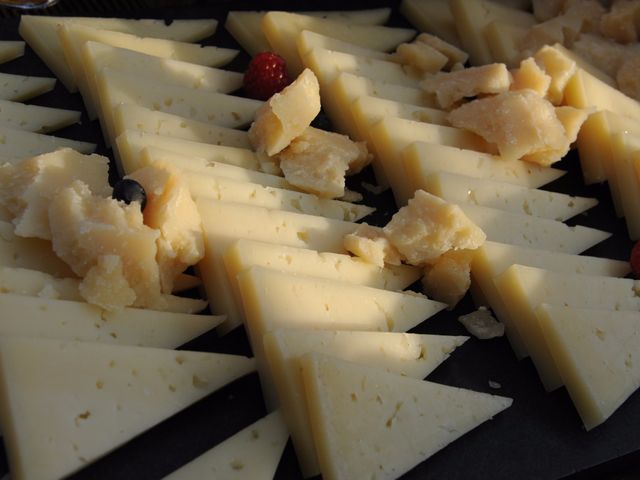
423,249,475,308
277,127,371,198
0,41,24,64
0,337,254,480
493,264,640,391
392,42,448,74
536,304,640,430
600,0,640,43
302,353,512,480
0,72,55,102
127,165,204,293
264,329,467,477
511,57,551,97
164,411,288,480
0,99,80,134
0,126,95,163
344,223,403,268
414,32,468,67
0,149,111,240
383,190,485,265
470,240,630,359
297,30,392,62
458,307,504,339
421,63,512,110
0,292,222,347
238,265,446,408
248,69,320,156
532,45,577,105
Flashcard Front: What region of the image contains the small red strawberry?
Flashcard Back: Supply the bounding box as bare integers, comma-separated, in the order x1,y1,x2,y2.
631,241,640,278
243,52,291,100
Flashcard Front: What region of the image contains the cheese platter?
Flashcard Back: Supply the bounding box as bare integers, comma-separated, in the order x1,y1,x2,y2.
1,0,640,479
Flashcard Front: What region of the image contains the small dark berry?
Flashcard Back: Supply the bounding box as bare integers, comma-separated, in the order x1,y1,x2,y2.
243,52,290,100
112,179,147,211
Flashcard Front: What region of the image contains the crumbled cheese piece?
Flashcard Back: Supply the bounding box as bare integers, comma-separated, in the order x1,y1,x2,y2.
458,307,505,339
617,56,640,101
383,190,485,266
256,151,283,176
571,33,630,78
488,380,502,389
344,224,402,268
392,42,448,74
48,181,165,311
511,58,552,97
248,68,321,156
600,0,640,43
79,255,137,311
448,89,568,162
519,17,567,57
360,181,388,195
533,45,577,105
0,149,111,240
414,32,469,69
421,63,512,110
127,164,205,293
340,188,363,203
422,249,474,308
277,127,371,199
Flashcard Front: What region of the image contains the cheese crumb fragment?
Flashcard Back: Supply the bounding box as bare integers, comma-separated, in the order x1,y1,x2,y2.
458,307,505,339
248,68,320,156
414,33,469,69
421,63,512,110
533,45,577,105
79,255,137,311
392,42,448,74
511,58,551,97
344,224,402,268
422,249,474,308
383,190,485,266
126,164,204,293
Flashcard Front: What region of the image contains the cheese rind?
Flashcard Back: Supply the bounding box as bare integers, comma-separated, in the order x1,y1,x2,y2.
0,99,80,134
0,73,55,102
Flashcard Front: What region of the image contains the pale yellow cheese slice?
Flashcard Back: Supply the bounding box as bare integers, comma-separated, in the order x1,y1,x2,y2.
96,68,261,146
536,304,640,430
423,171,597,221
471,240,631,359
262,11,416,76
610,132,640,239
0,99,80,133
297,30,392,61
0,292,222,348
400,0,462,48
238,266,446,408
0,337,255,480
112,104,251,150
0,41,24,64
19,15,218,90
576,110,612,185
484,21,528,67
264,329,467,477
0,126,96,163
301,353,512,480
493,264,640,391
81,41,243,120
0,72,55,102
163,410,288,480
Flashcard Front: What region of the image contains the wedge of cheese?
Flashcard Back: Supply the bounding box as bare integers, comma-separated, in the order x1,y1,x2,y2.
0,72,55,102
238,266,446,408
0,99,80,134
494,264,640,391
536,304,640,430
484,21,528,67
163,410,288,480
112,104,251,149
224,238,421,293
576,110,613,185
196,198,363,334
0,41,25,64
115,130,259,177
400,0,462,47
0,337,254,480
459,203,610,254
471,240,631,358
262,11,416,76
301,353,512,480
610,132,640,238
81,41,243,120
264,329,466,476
297,30,392,61
0,292,222,348
96,68,261,146
19,15,218,90
423,171,597,221
225,9,392,57
0,126,96,163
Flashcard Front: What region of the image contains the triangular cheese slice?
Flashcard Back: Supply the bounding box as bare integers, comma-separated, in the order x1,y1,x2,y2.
238,265,446,408
536,304,640,430
0,99,80,134
264,329,467,476
0,292,223,348
301,353,512,480
0,126,95,163
0,72,55,102
0,41,25,64
0,337,255,480
163,410,288,480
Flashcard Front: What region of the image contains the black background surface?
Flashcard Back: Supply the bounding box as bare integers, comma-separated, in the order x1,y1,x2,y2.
1,1,640,478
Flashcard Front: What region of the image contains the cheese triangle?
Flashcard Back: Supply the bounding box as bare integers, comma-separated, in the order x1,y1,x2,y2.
163,410,288,480
264,329,467,476
0,41,25,64
0,99,80,134
0,337,255,480
0,72,55,102
301,353,512,480
0,126,95,164
536,304,640,430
